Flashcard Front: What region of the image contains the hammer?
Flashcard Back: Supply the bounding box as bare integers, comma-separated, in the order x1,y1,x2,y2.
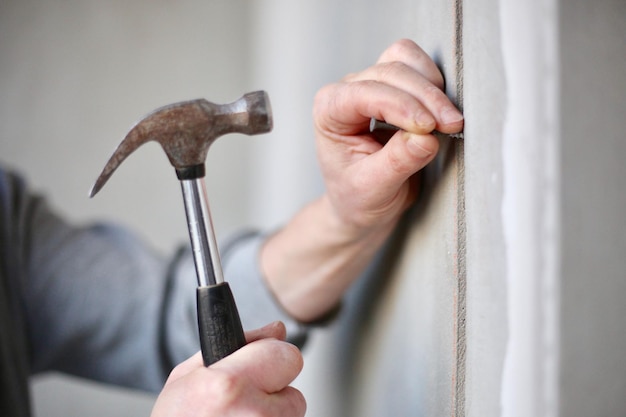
90,91,273,366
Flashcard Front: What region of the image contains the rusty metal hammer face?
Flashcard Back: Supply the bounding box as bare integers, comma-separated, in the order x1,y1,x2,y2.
90,90,272,196
90,91,272,365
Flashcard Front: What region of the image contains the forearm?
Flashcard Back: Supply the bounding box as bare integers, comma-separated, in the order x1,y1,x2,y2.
260,194,397,322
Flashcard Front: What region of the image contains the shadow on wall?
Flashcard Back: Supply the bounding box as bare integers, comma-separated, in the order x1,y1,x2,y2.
332,131,461,415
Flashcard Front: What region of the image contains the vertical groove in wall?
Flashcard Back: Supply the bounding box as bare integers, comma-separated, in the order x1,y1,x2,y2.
453,0,467,416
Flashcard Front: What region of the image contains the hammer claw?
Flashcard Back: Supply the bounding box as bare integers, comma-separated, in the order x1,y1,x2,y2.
89,91,272,196
89,129,147,197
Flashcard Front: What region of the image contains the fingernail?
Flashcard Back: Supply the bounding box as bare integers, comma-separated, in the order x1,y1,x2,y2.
262,321,284,331
441,107,464,124
406,133,435,157
414,110,435,129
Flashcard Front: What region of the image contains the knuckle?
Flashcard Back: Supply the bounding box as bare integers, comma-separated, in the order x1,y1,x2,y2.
201,370,245,409
266,339,304,374
384,39,444,88
341,71,359,82
386,140,412,174
312,84,339,127
377,61,409,81
166,365,184,383
282,342,304,371
381,38,416,60
391,39,411,56
313,84,334,110
291,387,308,417
422,84,452,112
422,83,446,102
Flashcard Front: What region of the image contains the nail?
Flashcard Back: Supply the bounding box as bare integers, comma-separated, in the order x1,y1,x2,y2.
407,133,435,157
415,110,435,129
369,117,464,140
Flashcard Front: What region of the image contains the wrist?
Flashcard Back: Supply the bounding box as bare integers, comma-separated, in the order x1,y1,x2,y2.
260,195,397,322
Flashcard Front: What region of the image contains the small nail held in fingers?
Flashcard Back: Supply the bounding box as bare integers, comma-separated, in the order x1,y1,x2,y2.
369,117,464,140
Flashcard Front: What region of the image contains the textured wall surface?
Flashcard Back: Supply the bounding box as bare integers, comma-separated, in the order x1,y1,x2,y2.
462,0,508,415
559,1,626,415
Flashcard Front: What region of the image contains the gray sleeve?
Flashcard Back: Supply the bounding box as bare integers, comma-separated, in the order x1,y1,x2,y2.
12,170,307,392
26,204,199,392
220,231,308,347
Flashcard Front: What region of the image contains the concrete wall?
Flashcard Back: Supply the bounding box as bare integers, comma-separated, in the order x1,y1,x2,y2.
1,0,625,416
559,1,626,415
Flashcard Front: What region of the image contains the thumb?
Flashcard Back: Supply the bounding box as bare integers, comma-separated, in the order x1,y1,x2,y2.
164,322,288,386
366,131,439,187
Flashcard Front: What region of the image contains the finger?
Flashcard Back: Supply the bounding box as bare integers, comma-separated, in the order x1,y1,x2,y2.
245,321,287,343
264,386,307,417
314,81,436,136
164,351,204,385
165,322,288,386
362,131,439,190
211,338,303,394
342,63,463,134
376,38,444,89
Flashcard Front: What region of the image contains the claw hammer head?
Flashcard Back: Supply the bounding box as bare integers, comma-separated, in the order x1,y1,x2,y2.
90,91,272,197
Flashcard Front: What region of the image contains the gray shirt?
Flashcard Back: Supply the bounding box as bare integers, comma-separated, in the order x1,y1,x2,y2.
0,167,305,417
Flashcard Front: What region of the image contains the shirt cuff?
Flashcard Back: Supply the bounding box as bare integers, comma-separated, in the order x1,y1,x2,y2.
221,230,308,348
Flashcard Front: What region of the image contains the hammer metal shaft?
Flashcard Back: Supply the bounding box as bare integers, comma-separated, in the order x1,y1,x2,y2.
181,178,224,286
181,176,246,366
